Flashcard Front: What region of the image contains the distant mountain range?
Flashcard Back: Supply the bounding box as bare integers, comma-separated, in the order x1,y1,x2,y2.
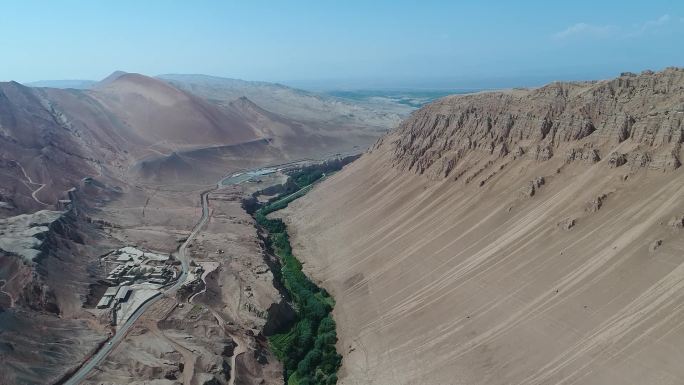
25,79,97,89
1,71,415,216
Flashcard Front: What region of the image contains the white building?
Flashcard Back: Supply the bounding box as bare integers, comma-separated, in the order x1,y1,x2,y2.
115,286,131,302
96,295,113,309
104,286,119,296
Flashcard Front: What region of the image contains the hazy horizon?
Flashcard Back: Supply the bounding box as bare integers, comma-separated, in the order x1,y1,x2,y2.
2,1,684,90
19,65,681,93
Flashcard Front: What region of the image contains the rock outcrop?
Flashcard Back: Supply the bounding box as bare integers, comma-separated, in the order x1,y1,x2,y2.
668,215,684,228
586,193,608,213
521,176,545,197
389,68,684,179
0,210,65,261
558,217,576,230
0,208,112,384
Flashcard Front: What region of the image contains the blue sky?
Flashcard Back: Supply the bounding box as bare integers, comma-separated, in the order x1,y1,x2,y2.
1,0,683,89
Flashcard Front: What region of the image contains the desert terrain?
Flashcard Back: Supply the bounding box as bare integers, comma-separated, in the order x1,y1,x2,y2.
4,2,682,384
0,70,409,384
4,61,684,385
281,68,684,384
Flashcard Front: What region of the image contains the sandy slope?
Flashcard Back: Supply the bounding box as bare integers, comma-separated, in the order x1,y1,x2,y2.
90,73,259,151
282,69,684,384
284,148,684,384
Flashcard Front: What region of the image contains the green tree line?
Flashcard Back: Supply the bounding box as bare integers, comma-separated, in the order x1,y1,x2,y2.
255,185,342,385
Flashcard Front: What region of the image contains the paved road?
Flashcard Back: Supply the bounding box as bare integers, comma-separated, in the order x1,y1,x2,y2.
63,188,215,385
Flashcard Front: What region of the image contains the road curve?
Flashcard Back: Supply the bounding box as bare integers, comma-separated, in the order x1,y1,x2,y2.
63,188,215,385
11,159,49,206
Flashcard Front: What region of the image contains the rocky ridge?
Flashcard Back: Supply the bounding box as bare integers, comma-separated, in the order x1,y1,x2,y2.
0,206,113,384
0,210,65,261
387,68,684,179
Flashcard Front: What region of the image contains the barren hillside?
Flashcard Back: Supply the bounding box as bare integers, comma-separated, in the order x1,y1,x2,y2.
158,73,408,129
159,74,400,166
0,81,126,215
1,70,399,209
282,68,684,384
90,73,259,152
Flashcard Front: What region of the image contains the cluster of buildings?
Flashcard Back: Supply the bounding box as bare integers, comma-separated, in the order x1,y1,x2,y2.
95,246,178,311
104,246,176,286
106,263,175,286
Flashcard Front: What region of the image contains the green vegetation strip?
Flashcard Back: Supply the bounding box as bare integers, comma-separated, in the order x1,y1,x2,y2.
255,174,341,385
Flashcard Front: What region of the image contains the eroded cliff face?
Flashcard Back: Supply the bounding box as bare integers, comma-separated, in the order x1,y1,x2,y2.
388,68,684,179
282,68,684,385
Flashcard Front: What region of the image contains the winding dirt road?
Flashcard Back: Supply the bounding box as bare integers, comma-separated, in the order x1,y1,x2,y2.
11,160,49,206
